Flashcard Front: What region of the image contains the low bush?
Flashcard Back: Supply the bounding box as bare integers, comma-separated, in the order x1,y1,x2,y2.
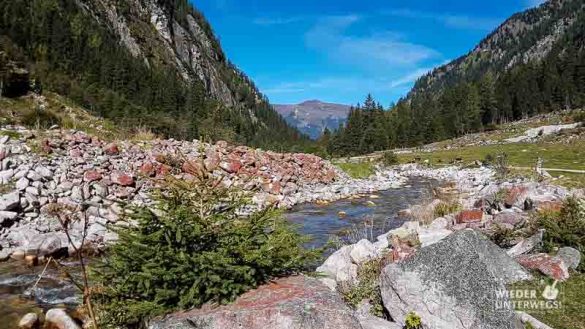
341,258,386,318
381,151,399,166
571,111,585,123
404,311,423,329
93,171,320,328
434,201,462,218
539,197,585,272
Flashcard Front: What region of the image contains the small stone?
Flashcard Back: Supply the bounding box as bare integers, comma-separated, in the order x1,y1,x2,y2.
15,177,29,191
110,171,134,186
455,209,483,224
25,186,39,196
219,160,241,174
0,191,20,211
83,170,102,182
0,169,14,183
103,143,120,155
25,254,38,266
18,312,39,329
338,211,347,218
35,166,53,179
26,171,42,182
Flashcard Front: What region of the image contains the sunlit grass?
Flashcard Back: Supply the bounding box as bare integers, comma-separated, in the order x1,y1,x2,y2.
335,162,376,179
398,142,585,171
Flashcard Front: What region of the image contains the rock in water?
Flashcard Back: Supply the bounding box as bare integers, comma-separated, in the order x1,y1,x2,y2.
148,276,362,329
45,309,81,329
18,312,39,329
380,229,531,329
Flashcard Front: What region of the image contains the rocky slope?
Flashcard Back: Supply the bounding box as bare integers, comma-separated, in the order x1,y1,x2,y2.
411,0,585,96
82,0,236,106
274,100,351,139
0,0,303,148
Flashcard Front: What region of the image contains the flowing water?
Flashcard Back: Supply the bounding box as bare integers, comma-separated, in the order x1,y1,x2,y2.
0,177,435,328
286,177,436,248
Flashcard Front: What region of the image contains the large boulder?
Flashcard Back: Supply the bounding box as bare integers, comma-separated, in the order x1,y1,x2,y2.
148,276,362,329
317,245,358,284
380,229,531,329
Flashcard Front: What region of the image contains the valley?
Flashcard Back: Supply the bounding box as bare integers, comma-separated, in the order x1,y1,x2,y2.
0,0,584,328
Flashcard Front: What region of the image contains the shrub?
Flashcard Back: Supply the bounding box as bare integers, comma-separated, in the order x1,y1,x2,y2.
539,197,585,272
571,111,585,123
21,108,61,129
404,311,423,329
381,151,399,166
341,258,386,318
434,201,462,218
93,171,320,328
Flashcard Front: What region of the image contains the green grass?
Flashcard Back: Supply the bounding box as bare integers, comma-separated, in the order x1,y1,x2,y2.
0,182,14,194
335,162,376,179
0,130,22,139
398,142,585,171
515,273,585,329
549,172,585,189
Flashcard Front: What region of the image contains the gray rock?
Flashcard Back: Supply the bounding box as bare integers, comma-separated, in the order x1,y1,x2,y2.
0,210,18,221
45,308,80,329
26,233,66,257
26,171,42,182
418,228,452,247
15,177,29,191
25,186,39,196
507,230,544,257
0,191,20,211
349,239,377,264
355,300,402,329
0,169,14,183
380,229,531,329
557,247,581,270
0,248,12,261
317,245,358,284
35,166,53,178
148,276,362,329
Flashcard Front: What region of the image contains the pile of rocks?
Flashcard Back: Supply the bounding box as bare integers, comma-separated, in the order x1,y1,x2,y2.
0,126,341,261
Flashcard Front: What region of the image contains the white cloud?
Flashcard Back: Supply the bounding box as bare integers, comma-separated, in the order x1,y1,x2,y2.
384,9,500,31
388,68,432,88
304,15,439,69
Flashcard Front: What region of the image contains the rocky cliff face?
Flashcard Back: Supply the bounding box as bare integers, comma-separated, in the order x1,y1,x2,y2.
274,100,351,139
411,0,585,96
79,0,239,107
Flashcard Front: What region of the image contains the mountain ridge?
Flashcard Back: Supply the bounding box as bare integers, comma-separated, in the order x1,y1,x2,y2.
410,0,585,97
0,0,306,150
274,100,351,139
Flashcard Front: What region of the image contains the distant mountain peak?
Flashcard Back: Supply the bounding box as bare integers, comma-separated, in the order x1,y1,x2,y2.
274,100,351,139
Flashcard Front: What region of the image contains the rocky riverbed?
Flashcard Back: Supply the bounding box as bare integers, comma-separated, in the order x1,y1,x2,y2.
0,125,410,262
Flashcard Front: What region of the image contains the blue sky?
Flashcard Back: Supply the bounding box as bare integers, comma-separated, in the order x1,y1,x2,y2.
195,0,546,106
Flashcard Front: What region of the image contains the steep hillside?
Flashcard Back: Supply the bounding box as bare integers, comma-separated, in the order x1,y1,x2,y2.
274,100,350,139
0,0,306,150
327,0,585,156
412,0,585,96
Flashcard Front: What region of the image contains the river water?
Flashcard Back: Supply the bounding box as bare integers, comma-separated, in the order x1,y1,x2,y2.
0,177,435,328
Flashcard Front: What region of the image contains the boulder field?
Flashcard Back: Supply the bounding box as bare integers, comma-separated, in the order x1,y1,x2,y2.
0,126,409,262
